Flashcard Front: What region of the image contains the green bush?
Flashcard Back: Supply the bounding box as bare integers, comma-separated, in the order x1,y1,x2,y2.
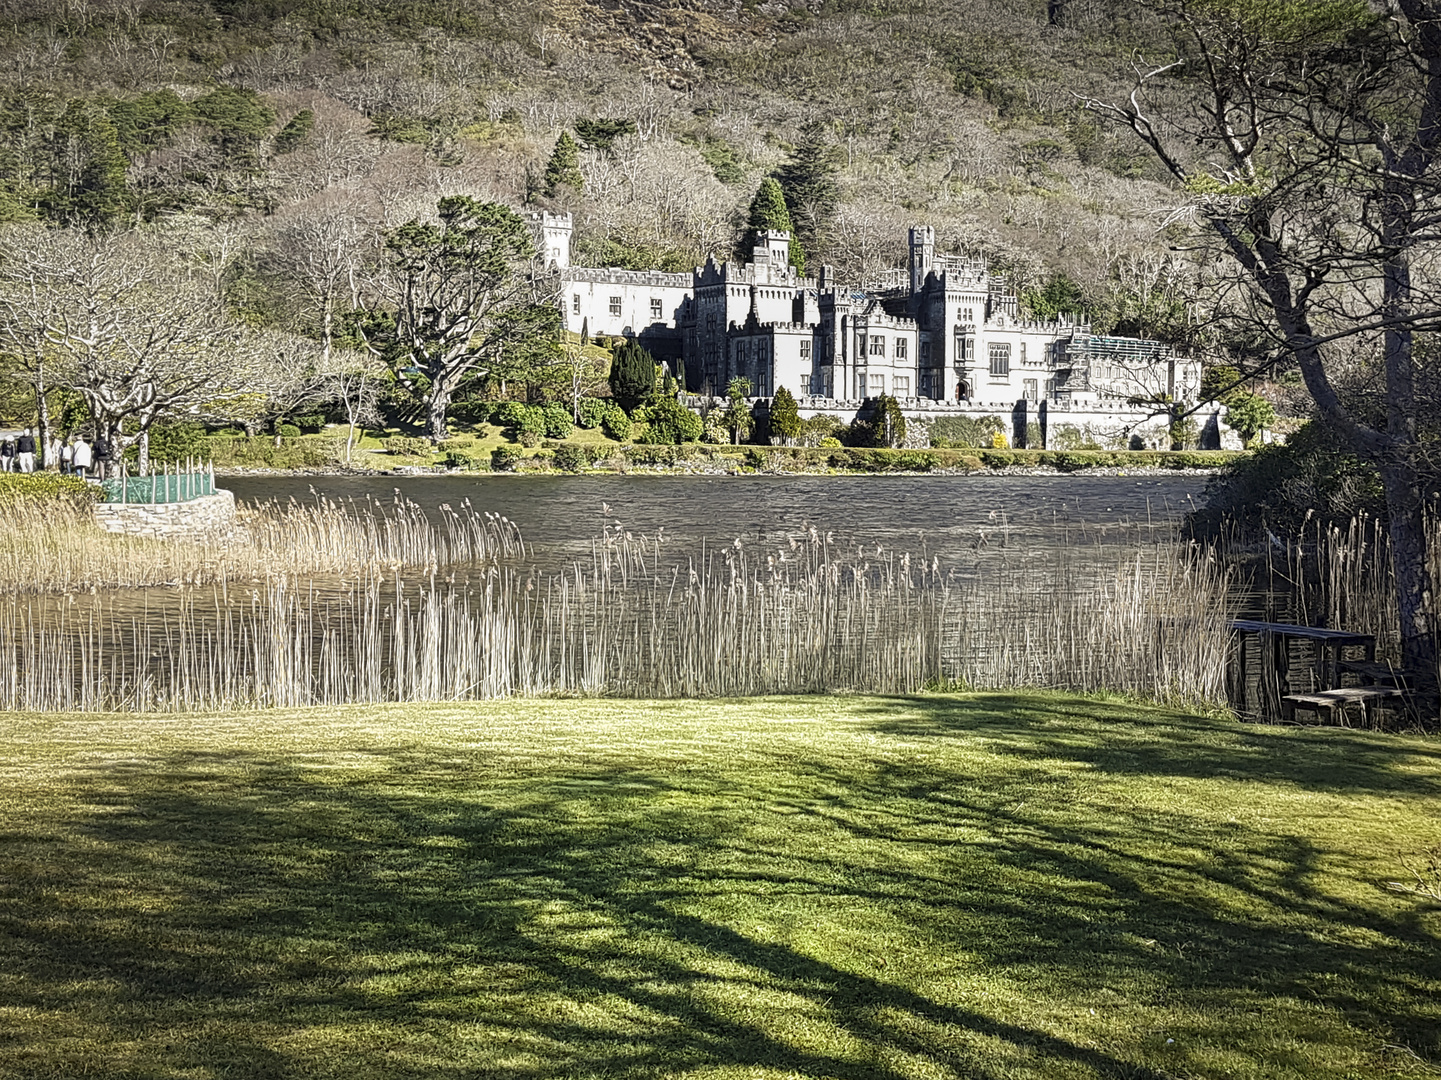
577,398,609,429
554,444,588,473
600,403,633,441
382,436,430,456
491,445,524,471
276,423,302,439
633,398,702,444
293,413,327,434
929,415,1005,449
443,450,488,471
798,414,846,447
204,437,345,469
1190,422,1385,536
493,401,527,428
450,397,494,424
818,436,842,449
140,421,208,465
542,403,574,439
0,472,99,507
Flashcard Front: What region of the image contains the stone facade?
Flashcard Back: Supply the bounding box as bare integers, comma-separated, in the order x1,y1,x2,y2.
92,489,238,540
536,215,1203,437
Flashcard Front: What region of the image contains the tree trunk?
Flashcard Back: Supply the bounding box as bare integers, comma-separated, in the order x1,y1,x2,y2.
34,376,50,464
426,387,451,441
1379,458,1437,676
137,428,150,476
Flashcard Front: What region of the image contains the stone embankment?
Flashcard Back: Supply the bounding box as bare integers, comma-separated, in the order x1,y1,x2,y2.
92,489,238,540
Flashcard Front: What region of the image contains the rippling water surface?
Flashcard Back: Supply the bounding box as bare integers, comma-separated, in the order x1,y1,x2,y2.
223,473,1211,568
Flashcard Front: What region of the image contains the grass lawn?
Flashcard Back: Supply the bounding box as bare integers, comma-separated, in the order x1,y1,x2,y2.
0,693,1437,1079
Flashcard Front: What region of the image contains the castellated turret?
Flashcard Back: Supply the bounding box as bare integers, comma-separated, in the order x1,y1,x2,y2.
525,210,573,268
909,225,936,295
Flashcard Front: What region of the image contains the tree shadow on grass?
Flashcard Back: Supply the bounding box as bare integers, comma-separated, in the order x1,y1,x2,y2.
851,691,1441,797
1,713,1438,1078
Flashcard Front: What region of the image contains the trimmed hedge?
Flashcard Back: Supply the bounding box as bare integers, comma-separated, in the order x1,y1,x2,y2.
0,472,100,506
206,437,346,469
382,436,430,457
737,447,1241,474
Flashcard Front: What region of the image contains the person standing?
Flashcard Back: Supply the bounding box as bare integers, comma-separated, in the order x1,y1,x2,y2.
60,438,73,475
91,432,110,481
71,435,92,478
0,435,13,473
14,429,35,474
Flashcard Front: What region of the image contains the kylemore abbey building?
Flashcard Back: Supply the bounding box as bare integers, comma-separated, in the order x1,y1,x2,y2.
529,212,1205,445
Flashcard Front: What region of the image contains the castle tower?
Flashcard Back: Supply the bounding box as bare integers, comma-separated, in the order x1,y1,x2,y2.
909,225,935,295
526,211,573,269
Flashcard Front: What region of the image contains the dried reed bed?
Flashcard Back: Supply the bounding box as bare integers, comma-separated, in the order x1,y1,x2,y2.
0,523,1235,713
1267,509,1441,664
0,495,523,592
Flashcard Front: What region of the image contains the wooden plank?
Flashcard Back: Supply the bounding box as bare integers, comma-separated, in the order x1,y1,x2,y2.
1230,619,1376,647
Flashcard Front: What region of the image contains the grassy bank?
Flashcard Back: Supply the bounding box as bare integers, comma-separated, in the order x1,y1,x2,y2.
204,430,1239,475
1,694,1436,1079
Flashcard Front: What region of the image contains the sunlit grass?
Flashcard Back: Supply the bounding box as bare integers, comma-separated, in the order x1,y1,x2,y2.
0,693,1437,1078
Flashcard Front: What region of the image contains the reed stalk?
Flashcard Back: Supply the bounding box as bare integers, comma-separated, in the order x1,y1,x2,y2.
0,521,1234,713
0,494,524,593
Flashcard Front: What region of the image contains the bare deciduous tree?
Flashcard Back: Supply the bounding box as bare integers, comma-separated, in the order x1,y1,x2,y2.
1083,0,1441,674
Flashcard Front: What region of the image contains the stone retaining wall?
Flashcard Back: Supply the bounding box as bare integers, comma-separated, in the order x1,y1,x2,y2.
92,489,237,540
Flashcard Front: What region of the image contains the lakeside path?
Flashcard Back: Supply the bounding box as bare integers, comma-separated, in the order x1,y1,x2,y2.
0,692,1436,1079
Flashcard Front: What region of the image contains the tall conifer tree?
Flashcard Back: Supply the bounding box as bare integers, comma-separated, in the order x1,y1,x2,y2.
740,177,804,273
543,132,584,198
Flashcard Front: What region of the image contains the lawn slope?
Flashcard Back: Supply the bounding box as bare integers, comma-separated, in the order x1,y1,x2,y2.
0,694,1437,1079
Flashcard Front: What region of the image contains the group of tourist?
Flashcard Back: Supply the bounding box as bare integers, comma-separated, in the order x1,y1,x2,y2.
0,430,106,478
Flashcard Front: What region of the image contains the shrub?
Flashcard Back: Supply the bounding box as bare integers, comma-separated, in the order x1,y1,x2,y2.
554,444,588,473
798,414,845,447
518,430,542,448
577,398,609,429
1190,421,1387,537
818,436,842,449
633,398,702,444
493,401,528,428
204,437,346,469
449,397,494,424
293,413,327,434
928,415,1004,448
142,421,208,464
0,472,99,507
276,423,302,439
443,450,488,471
768,386,802,444
382,436,430,456
542,403,574,439
491,445,523,471
600,403,633,441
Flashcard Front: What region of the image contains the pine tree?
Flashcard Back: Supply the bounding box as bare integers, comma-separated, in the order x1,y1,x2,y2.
73,112,129,226
543,132,584,198
740,178,804,274
775,123,840,267
768,385,801,445
608,339,655,413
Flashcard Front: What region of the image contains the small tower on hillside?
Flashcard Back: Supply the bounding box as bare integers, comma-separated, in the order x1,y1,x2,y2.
526,210,573,268
909,225,935,295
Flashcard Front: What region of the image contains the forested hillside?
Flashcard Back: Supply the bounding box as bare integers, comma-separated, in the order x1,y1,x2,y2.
0,0,1192,336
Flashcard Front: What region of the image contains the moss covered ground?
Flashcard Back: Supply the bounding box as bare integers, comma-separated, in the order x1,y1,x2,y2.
2,693,1436,1079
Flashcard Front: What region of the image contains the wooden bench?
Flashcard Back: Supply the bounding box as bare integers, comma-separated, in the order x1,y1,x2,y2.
1281,687,1405,727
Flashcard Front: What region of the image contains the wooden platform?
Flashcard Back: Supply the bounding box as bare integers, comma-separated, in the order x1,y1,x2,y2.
1281,687,1405,727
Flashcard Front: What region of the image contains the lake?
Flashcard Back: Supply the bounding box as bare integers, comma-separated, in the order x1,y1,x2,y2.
223,473,1211,568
